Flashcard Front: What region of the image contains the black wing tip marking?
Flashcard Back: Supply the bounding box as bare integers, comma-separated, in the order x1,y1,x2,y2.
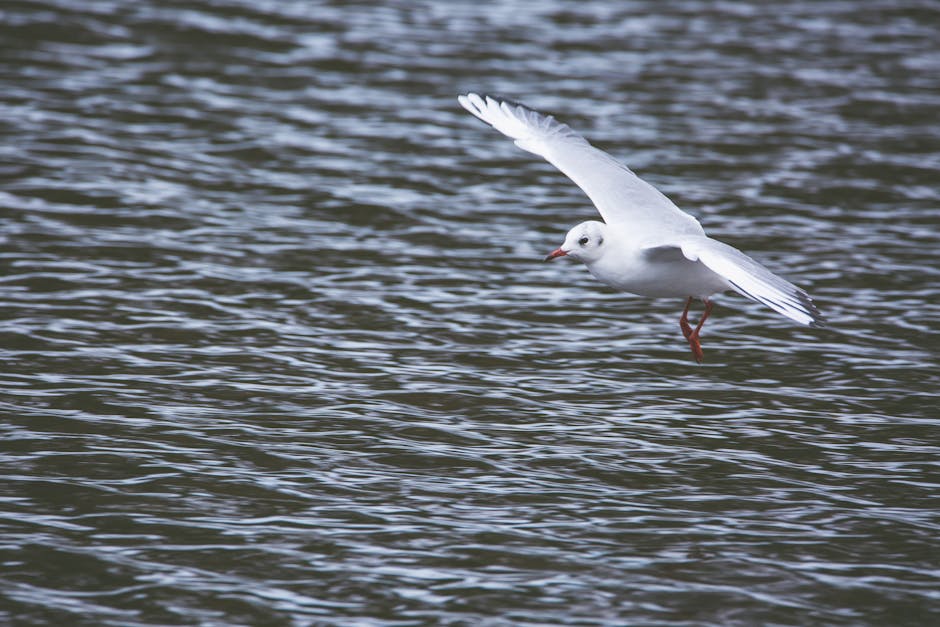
477,94,530,110
798,290,828,328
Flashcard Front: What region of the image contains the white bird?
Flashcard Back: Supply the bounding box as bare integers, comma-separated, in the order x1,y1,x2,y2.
457,93,824,363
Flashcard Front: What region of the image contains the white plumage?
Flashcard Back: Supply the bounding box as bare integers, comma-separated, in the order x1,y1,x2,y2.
458,93,824,362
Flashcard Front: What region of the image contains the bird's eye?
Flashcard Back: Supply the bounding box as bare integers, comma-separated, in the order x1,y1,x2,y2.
579,236,589,246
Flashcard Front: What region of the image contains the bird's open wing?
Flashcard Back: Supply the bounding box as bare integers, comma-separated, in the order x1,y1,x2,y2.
664,236,825,327
458,93,703,236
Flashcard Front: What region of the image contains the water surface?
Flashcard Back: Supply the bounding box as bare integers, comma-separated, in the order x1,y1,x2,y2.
1,0,939,624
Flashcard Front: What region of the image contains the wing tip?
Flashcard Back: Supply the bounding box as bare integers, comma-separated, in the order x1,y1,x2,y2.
727,277,827,329
457,92,507,127
797,290,827,328
457,92,585,152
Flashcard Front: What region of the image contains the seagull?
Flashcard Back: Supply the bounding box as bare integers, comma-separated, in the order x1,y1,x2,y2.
457,93,824,363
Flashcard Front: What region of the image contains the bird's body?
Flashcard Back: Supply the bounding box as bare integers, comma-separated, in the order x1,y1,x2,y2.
563,219,728,298
457,93,824,362
590,239,730,299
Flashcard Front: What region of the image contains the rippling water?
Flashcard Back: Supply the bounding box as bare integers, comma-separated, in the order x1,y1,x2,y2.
2,0,939,624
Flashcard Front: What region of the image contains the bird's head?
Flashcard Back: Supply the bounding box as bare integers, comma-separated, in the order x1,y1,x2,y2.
545,220,608,263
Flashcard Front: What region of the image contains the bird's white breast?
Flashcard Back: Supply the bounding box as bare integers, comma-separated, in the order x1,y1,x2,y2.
586,244,730,299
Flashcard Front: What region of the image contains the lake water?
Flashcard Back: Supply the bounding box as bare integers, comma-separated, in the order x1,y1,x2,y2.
2,0,939,624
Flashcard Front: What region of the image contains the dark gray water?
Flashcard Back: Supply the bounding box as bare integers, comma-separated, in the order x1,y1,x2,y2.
2,0,939,624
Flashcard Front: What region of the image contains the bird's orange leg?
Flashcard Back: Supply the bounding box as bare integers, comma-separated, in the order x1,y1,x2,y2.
686,298,714,364
679,297,694,341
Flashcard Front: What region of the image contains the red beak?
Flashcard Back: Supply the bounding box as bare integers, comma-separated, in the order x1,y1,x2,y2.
544,248,568,261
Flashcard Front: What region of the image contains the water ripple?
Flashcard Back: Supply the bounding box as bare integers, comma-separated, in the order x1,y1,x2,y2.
2,0,940,624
